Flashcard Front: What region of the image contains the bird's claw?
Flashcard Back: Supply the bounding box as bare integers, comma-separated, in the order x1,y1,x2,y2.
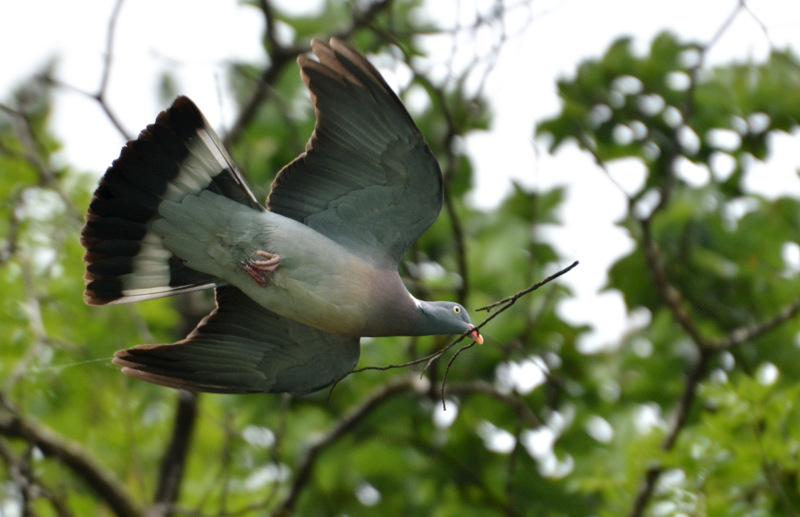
241,250,281,287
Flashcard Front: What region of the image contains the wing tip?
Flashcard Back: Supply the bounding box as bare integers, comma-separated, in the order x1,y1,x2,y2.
113,345,267,394
113,347,174,387
114,347,207,392
83,274,123,305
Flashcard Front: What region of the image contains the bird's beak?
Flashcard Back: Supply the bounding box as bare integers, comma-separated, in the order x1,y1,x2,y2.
468,326,484,345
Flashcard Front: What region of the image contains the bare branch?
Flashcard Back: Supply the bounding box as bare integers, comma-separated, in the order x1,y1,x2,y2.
327,261,577,409
440,341,477,408
39,0,132,140
95,0,132,140
99,0,125,100
442,187,470,303
476,260,579,312
224,0,395,149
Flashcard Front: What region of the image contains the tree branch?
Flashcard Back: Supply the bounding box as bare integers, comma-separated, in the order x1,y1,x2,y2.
710,296,800,352
625,5,783,515
150,391,199,516
273,374,425,515
476,260,579,313
224,0,395,148
0,393,141,517
640,218,707,347
41,0,132,140
0,439,74,517
327,260,578,399
94,0,131,140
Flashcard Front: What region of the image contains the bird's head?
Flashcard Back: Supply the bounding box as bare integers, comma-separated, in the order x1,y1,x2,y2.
418,300,483,344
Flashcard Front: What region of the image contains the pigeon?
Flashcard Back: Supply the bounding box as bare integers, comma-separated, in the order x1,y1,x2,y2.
80,38,482,394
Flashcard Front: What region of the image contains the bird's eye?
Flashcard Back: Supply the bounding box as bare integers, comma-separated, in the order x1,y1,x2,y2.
453,306,461,314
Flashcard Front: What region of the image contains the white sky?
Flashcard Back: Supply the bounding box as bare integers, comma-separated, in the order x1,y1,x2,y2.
3,0,800,351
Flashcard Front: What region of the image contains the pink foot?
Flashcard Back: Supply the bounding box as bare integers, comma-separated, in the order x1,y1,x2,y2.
241,250,281,287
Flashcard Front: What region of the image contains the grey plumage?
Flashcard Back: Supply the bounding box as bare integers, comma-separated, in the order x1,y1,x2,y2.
81,38,482,394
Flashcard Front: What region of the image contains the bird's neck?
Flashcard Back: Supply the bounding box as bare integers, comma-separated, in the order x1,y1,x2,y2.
358,273,425,337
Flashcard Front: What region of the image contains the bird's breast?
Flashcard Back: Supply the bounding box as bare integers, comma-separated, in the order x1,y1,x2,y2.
232,213,412,337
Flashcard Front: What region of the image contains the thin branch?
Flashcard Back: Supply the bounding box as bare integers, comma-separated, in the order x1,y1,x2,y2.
442,187,470,304
327,260,577,412
640,218,707,347
328,261,578,397
709,297,800,351
328,329,474,399
477,260,579,312
99,0,125,99
224,0,395,148
440,341,477,408
95,0,131,140
40,0,131,140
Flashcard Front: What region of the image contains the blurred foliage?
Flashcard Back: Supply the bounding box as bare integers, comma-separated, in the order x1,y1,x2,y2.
2,2,800,516
538,31,800,516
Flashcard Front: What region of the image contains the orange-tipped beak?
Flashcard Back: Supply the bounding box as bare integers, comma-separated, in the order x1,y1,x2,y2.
469,327,484,345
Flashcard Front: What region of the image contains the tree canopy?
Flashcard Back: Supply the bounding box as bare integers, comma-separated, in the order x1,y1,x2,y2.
2,1,800,516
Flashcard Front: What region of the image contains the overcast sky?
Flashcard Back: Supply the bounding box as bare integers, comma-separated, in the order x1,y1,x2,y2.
3,0,800,350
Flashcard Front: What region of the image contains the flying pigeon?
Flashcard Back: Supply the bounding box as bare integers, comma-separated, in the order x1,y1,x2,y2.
80,38,482,394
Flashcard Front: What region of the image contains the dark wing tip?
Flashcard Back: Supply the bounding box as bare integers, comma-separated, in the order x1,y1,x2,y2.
112,346,187,390
158,95,207,135
78,94,263,306
301,38,399,103
113,346,264,394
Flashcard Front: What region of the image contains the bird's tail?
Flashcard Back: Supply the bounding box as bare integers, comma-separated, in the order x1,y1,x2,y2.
80,96,264,305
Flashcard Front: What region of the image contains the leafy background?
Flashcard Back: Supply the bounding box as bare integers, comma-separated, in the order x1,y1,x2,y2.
2,1,800,516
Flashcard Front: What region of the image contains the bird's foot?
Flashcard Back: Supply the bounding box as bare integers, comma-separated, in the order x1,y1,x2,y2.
241,250,281,287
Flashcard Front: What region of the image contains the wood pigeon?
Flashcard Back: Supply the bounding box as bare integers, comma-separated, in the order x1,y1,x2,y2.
80,38,482,394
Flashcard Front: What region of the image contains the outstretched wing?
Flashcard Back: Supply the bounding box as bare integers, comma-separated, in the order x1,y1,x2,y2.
113,286,360,394
267,38,443,269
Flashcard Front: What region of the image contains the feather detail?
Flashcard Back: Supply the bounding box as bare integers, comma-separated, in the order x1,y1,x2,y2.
112,286,360,394
81,96,263,304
